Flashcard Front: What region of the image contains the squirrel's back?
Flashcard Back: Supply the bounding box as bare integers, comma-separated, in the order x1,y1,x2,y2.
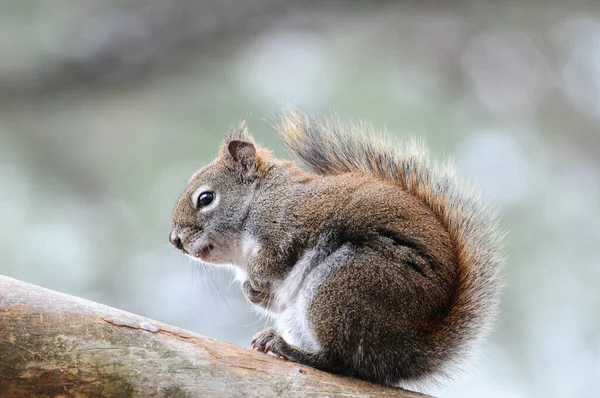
277,110,504,384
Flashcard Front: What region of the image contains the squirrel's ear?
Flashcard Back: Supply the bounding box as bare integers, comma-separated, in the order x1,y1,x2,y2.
222,140,260,180
220,122,268,180
227,139,257,169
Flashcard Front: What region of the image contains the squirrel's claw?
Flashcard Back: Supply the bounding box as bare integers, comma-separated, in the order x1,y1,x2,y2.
251,328,289,360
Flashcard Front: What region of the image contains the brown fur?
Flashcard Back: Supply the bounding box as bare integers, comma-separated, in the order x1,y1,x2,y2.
170,111,504,390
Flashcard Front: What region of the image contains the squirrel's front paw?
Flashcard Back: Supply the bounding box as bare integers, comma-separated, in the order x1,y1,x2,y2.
251,328,289,360
242,280,272,306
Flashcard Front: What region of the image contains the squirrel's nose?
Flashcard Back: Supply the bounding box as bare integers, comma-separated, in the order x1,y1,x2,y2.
170,231,184,251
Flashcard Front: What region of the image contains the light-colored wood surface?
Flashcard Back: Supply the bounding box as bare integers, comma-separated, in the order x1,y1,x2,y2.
0,275,432,397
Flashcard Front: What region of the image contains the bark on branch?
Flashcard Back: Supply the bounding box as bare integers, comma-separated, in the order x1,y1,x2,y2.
0,275,431,397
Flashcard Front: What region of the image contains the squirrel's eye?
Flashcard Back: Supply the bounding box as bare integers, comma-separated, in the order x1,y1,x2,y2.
197,191,215,209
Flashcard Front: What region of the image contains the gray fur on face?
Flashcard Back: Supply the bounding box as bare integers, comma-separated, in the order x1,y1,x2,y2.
171,159,257,266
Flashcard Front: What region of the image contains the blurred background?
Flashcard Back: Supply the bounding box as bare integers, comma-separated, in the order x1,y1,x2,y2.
0,1,599,397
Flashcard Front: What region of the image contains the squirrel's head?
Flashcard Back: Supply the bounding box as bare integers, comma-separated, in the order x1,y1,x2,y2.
169,123,271,267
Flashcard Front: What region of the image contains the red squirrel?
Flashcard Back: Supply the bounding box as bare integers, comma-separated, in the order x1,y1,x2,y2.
169,110,504,390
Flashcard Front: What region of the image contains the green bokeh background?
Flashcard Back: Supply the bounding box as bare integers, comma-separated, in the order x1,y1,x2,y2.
1,1,599,396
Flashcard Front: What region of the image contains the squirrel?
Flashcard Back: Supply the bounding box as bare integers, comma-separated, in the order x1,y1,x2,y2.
169,110,504,390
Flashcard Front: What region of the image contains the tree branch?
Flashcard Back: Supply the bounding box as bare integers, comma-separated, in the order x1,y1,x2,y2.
0,275,431,397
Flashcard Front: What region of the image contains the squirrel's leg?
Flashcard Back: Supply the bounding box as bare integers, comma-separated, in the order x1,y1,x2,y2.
251,328,333,370
246,252,288,285
243,251,289,310
242,280,273,307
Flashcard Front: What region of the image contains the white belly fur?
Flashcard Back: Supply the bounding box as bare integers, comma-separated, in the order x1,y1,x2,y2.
270,243,354,353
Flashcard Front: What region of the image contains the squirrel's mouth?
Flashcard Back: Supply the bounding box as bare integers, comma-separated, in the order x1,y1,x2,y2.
198,244,214,261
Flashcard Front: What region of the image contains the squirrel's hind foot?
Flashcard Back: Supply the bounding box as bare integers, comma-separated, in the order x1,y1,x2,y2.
251,328,289,360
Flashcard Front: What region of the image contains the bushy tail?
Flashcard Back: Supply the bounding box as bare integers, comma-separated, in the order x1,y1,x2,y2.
276,109,504,379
